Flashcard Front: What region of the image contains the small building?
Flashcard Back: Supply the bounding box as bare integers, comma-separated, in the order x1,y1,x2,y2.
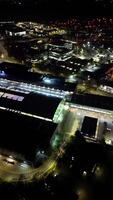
5,25,26,37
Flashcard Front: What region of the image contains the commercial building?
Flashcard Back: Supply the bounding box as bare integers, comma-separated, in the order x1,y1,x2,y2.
0,64,76,99
0,108,57,162
71,93,113,111
67,93,113,145
0,88,61,121
53,92,113,146
5,26,26,37
48,39,74,61
49,47,73,61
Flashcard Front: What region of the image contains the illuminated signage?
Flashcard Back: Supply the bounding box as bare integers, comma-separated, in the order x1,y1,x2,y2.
0,92,24,102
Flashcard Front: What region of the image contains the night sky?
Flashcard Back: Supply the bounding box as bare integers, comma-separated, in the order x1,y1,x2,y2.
0,0,112,20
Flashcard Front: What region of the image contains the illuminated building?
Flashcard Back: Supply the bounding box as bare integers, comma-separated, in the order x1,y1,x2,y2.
49,48,73,61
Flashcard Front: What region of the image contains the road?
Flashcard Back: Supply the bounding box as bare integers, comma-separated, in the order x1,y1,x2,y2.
0,58,21,64
0,153,57,182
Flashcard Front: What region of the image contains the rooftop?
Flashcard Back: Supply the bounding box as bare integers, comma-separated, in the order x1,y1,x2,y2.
0,88,61,120
71,93,113,111
0,109,57,161
0,64,76,94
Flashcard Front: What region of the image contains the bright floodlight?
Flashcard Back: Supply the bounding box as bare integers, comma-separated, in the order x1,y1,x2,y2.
43,77,52,84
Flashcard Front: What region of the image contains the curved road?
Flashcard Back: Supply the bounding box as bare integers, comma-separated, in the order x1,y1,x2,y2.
0,154,57,182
